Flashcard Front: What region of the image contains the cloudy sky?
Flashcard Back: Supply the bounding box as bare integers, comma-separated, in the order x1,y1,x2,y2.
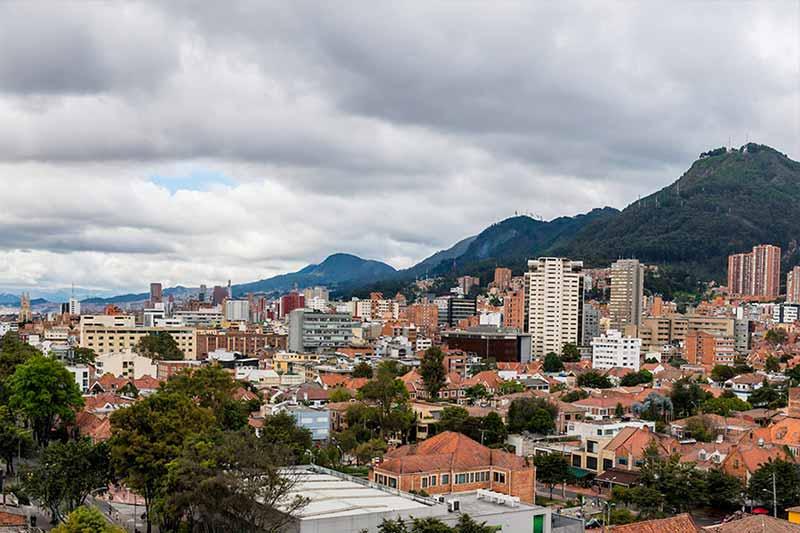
0,2,798,297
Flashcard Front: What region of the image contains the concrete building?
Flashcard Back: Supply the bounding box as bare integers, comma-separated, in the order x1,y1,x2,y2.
288,310,357,353
685,330,735,367
94,350,158,379
457,275,480,295
493,267,513,291
773,303,800,324
66,365,90,393
149,282,163,306
285,465,570,533
285,405,331,441
734,318,751,354
525,258,583,358
224,299,250,322
608,259,644,331
447,297,477,327
581,302,601,347
68,297,81,316
406,303,439,337
441,327,532,363
280,292,306,319
502,289,526,331
591,329,641,371
728,244,781,300
788,266,800,304
173,309,224,327
303,286,330,302
80,315,197,359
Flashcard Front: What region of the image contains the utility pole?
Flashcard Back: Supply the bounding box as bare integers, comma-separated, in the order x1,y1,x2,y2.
773,472,778,518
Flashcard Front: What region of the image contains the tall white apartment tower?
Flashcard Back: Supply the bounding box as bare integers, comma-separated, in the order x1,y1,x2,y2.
524,257,584,358
609,259,644,331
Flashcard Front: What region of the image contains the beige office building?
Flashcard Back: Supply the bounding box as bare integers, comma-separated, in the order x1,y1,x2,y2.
609,259,644,331
80,315,197,359
524,257,583,358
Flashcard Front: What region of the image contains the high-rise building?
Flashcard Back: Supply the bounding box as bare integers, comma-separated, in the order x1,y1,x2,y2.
406,303,439,337
224,299,250,322
457,276,480,295
287,310,357,353
303,286,330,301
727,244,781,300
524,257,583,358
787,266,800,304
591,329,641,371
149,282,163,306
447,297,477,327
61,297,81,316
502,289,526,331
212,285,228,306
279,292,305,319
198,284,207,303
609,259,644,331
684,330,735,367
581,302,600,347
493,268,513,291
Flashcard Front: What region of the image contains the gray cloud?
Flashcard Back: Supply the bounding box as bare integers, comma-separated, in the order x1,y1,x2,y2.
0,1,796,293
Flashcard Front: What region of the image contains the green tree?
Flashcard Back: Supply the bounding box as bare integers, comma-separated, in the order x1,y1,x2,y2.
710,365,736,383
70,347,97,365
670,378,711,417
498,380,525,395
543,352,564,373
608,508,636,525
765,356,780,373
701,396,751,416
533,454,571,499
0,406,33,474
765,329,788,345
161,429,308,533
560,389,589,403
683,416,716,442
355,438,388,465
377,514,495,533
259,412,313,464
481,412,507,446
561,343,581,362
7,355,84,445
507,397,556,434
636,442,707,515
160,365,253,431
748,458,800,511
464,384,490,404
576,371,612,389
359,361,413,438
328,387,353,402
352,361,373,379
748,379,786,408
23,439,112,524
705,468,743,510
0,332,41,402
787,365,800,387
52,506,124,533
109,392,215,533
135,331,184,361
619,370,653,386
614,402,624,418
438,406,469,433
419,347,447,398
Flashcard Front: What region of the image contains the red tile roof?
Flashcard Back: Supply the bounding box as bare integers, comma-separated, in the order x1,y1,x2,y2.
378,431,526,474
610,513,700,532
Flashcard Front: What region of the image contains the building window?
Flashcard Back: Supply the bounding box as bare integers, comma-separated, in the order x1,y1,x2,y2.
422,477,428,489
388,477,397,489
430,475,437,487
442,474,450,485
586,457,598,470
456,473,466,484
493,472,506,484
572,455,582,467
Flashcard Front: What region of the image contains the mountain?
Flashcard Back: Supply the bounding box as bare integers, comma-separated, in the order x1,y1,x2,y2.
554,143,800,278
231,253,397,296
405,235,478,277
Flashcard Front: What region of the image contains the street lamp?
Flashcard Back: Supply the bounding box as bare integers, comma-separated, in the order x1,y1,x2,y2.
601,501,616,533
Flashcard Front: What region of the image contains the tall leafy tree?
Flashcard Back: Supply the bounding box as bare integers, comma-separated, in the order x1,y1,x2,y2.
351,361,373,378
543,352,564,373
561,343,581,362
507,397,556,434
52,506,124,533
359,361,413,438
533,454,572,499
258,412,313,464
670,378,711,417
705,468,743,510
161,430,308,533
419,347,447,398
7,355,84,445
109,392,215,533
23,439,112,524
0,406,33,474
748,458,800,511
135,331,184,361
576,371,612,389
0,332,40,401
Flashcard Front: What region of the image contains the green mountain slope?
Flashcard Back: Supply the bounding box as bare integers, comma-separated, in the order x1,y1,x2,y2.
553,143,800,279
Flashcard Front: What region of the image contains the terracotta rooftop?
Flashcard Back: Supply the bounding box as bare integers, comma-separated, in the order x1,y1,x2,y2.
610,513,699,532
708,514,800,532
378,431,526,474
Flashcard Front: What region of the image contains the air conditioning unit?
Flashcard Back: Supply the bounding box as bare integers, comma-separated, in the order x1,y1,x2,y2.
436,496,446,503
447,500,460,512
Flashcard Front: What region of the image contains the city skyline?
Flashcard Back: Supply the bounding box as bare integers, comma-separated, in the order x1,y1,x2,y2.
0,2,798,294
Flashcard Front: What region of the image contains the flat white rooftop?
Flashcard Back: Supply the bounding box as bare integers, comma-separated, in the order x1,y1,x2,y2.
288,471,437,520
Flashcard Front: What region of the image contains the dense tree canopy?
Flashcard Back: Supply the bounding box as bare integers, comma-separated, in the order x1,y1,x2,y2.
543,352,564,373
507,397,556,435
135,331,184,361
576,371,612,389
749,458,800,511
7,355,84,445
52,506,124,533
419,347,447,398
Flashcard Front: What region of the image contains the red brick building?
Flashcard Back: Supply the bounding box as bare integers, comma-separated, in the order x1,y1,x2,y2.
196,330,287,358
369,431,536,503
728,244,780,300
406,303,439,338
503,289,525,330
